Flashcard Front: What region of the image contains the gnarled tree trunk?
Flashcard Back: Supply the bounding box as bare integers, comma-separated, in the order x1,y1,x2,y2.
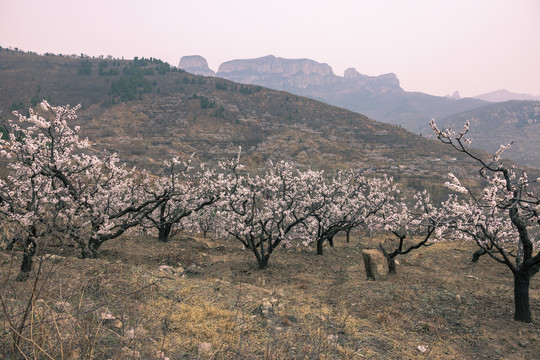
157,223,172,242
513,270,532,322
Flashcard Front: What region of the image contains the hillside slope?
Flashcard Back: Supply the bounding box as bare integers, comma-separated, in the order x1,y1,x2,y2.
441,100,540,168
0,50,523,194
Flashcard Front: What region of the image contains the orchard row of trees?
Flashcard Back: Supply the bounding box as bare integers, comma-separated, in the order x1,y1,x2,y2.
0,103,539,322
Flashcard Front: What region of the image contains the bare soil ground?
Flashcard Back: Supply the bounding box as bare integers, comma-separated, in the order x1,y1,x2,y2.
1,233,539,359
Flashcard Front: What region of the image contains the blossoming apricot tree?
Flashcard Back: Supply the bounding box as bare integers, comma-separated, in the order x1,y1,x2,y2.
303,171,395,255
219,160,326,268
0,102,168,278
144,156,220,242
431,119,540,322
375,189,451,273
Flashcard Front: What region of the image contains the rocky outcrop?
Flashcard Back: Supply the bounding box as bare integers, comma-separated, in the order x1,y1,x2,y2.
178,55,215,76
217,55,335,90
215,55,402,93
341,68,401,94
446,91,461,100
218,55,333,77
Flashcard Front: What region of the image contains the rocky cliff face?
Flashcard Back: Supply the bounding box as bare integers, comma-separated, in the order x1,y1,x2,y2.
340,67,401,94
178,55,215,76
218,55,333,77
216,55,335,90
215,55,402,94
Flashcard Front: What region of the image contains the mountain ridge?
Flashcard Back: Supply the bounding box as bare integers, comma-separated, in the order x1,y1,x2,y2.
179,54,486,134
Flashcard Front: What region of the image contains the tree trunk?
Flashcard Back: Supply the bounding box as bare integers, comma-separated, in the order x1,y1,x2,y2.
346,228,351,243
80,237,102,259
258,255,270,269
513,271,532,322
203,230,207,238
317,238,324,255
379,244,396,274
158,224,172,242
16,238,36,281
387,256,397,274
328,235,334,247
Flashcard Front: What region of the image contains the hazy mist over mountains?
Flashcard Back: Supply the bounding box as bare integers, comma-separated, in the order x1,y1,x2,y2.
180,55,484,133
179,55,540,104
179,54,540,168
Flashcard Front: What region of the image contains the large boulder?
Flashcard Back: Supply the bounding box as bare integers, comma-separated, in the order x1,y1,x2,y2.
362,249,389,281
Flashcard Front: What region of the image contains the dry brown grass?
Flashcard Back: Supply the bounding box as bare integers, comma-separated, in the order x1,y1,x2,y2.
1,233,539,359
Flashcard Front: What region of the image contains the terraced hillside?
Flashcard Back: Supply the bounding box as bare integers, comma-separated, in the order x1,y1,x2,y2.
0,50,529,195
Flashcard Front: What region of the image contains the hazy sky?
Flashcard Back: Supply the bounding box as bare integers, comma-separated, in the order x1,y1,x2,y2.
1,0,539,97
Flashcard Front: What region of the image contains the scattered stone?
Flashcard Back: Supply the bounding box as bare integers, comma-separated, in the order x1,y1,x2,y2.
186,263,200,274
417,345,427,353
155,350,170,360
456,294,461,301
96,307,116,321
465,275,479,280
159,265,175,276
261,300,274,317
113,320,123,329
159,264,185,277
198,342,213,355
362,249,389,280
121,347,141,358
126,325,146,340
518,341,529,348
47,254,66,261
55,301,72,313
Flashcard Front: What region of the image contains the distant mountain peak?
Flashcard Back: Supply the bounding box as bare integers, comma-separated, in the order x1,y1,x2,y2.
473,89,540,102
446,91,461,100
178,55,215,76
343,67,365,79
